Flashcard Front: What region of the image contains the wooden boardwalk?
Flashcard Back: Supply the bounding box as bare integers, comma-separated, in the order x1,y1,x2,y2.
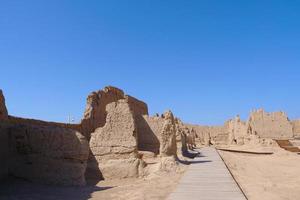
167,147,247,200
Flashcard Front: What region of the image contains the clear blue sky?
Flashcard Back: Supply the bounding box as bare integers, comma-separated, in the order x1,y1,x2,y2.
1,1,300,125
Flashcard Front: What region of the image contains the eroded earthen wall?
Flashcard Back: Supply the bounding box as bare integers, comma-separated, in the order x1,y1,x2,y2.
80,86,148,140
0,90,89,185
136,115,163,154
225,116,248,145
292,120,300,137
8,123,89,185
248,109,293,139
125,95,148,116
0,90,9,179
88,100,143,180
80,86,125,139
136,111,177,157
185,124,228,145
0,122,9,180
0,90,8,120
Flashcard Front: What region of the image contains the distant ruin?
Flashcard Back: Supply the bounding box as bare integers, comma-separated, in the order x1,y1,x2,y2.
187,109,296,147
0,86,300,186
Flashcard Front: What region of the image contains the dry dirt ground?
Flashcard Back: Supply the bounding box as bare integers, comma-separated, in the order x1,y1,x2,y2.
0,166,186,200
0,171,184,200
92,172,184,200
219,147,300,200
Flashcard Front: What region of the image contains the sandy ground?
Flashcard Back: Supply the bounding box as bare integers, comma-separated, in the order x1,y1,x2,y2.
0,144,192,200
219,147,300,200
0,170,184,200
93,172,184,200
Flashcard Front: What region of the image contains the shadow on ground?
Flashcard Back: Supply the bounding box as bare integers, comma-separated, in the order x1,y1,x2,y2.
178,148,212,165
0,178,114,200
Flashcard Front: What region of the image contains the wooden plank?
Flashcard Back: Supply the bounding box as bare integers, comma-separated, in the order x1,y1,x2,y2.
217,148,273,155
167,147,247,200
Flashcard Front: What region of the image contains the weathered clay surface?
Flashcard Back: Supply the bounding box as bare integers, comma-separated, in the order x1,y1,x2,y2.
0,88,89,185
89,100,143,179
0,122,10,179
80,86,148,140
9,123,89,185
0,91,9,179
0,90,8,120
125,95,148,116
248,109,293,139
292,120,300,137
174,118,188,154
226,115,248,145
186,124,228,146
136,111,177,157
136,115,163,154
160,111,177,157
80,86,125,139
186,128,196,149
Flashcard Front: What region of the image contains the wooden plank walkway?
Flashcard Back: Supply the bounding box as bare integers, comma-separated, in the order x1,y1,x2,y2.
167,147,247,200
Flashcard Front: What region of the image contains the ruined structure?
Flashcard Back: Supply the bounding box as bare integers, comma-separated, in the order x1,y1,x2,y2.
0,90,89,185
84,87,179,180
159,111,177,157
226,115,248,145
186,109,297,146
136,111,177,157
292,120,300,138
186,124,228,146
88,100,144,180
80,86,148,140
248,109,293,139
174,118,188,153
8,124,89,185
0,90,9,179
0,90,8,120
0,86,151,185
2,85,300,187
136,115,163,154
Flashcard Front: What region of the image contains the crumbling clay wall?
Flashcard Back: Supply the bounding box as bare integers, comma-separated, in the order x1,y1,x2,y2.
136,115,162,154
226,115,248,145
292,120,300,137
136,111,177,157
125,95,148,116
0,90,89,186
80,86,125,139
80,86,148,139
248,109,293,139
159,111,177,157
174,118,188,154
0,123,9,180
0,90,9,180
0,90,9,179
9,123,89,185
186,124,228,146
8,116,81,131
0,90,8,120
88,100,144,180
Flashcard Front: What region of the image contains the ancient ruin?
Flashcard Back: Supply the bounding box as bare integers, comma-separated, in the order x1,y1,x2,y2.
0,86,183,186
0,91,89,185
0,90,8,120
88,99,144,180
247,109,294,139
184,108,298,148
136,111,177,157
292,120,300,137
80,86,148,139
1,86,300,200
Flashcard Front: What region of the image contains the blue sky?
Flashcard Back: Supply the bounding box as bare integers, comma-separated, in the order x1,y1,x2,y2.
1,1,300,125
